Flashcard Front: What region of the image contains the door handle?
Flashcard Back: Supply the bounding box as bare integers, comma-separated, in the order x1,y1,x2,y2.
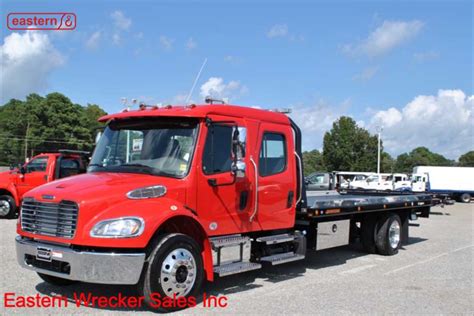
249,157,258,222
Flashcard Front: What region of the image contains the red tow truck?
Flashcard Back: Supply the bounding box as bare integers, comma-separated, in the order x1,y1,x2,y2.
15,103,432,311
0,150,87,218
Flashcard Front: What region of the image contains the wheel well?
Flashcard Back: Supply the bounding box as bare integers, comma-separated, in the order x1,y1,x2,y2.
146,215,214,281
148,216,207,252
0,189,13,197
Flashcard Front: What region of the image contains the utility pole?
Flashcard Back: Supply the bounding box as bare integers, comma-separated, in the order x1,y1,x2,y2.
24,121,30,162
376,126,383,176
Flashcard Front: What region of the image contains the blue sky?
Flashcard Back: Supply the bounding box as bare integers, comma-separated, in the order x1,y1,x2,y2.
1,0,473,159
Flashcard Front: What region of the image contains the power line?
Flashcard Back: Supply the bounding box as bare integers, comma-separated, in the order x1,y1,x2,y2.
0,136,93,145
0,133,91,142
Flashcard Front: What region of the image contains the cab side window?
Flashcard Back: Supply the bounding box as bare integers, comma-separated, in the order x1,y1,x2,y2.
202,125,233,174
259,133,287,177
26,157,48,173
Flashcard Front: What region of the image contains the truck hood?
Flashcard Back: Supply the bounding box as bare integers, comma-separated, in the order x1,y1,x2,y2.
24,172,187,217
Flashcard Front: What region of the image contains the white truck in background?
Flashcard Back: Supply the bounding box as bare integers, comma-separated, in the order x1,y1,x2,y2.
411,166,474,203
349,173,410,191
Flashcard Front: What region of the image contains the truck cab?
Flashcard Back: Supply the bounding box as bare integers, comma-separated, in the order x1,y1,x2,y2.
0,151,87,218
411,173,428,192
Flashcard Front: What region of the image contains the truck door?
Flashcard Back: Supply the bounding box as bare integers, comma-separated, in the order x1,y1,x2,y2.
255,125,296,230
16,156,50,198
196,120,254,235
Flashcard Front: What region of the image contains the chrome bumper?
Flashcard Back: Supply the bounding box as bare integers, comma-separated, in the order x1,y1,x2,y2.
15,236,146,284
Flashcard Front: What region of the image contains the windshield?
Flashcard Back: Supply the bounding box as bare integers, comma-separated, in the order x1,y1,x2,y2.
89,118,199,178
367,175,379,182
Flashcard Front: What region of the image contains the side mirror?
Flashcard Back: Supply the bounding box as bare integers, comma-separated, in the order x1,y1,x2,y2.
232,160,246,178
231,126,246,179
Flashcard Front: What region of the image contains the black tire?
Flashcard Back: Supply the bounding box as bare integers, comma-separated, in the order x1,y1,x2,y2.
37,273,77,286
460,193,471,203
360,216,377,253
139,233,204,312
375,213,402,256
0,195,16,219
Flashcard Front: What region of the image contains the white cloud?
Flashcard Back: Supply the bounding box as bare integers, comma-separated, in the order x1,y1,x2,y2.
110,10,132,31
352,66,379,81
186,37,197,50
370,89,473,158
199,77,247,102
85,31,101,50
343,20,424,57
267,24,288,38
1,31,65,102
266,24,304,41
223,55,243,65
289,99,349,151
112,33,121,45
413,50,440,62
160,35,174,50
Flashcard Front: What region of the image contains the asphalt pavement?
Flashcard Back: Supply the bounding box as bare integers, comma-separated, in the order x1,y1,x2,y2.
0,203,472,315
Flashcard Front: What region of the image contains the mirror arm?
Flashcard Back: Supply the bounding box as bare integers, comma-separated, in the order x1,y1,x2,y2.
207,174,237,187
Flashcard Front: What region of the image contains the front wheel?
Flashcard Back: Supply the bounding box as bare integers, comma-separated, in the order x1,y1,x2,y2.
0,195,16,219
139,233,204,311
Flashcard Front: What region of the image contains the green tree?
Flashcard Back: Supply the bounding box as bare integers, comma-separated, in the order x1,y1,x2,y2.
395,147,453,173
302,149,326,175
458,151,474,167
322,116,379,171
0,93,107,165
381,152,395,173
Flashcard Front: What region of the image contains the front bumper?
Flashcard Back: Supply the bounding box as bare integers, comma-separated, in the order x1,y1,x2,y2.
15,236,146,284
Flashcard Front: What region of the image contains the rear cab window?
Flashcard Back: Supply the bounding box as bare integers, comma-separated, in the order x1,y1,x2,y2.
259,133,287,177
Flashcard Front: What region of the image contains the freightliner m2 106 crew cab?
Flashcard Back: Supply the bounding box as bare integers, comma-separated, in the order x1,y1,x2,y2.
15,103,432,311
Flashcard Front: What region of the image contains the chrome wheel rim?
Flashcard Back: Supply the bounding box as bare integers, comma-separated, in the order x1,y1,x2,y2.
0,200,10,216
160,248,196,297
389,220,400,249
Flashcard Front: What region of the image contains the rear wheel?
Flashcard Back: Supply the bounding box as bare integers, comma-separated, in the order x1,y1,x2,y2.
37,273,77,286
460,193,471,203
375,213,402,256
139,233,204,311
0,195,16,219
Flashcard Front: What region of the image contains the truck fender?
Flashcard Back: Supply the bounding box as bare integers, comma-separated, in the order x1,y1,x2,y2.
0,183,19,206
153,212,214,282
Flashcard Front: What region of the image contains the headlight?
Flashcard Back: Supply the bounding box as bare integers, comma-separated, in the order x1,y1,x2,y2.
90,217,144,238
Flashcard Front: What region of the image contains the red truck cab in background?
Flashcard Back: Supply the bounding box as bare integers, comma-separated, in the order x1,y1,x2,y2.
0,151,87,218
15,104,432,311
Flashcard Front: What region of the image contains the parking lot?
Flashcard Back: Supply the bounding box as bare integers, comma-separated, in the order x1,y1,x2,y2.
0,203,472,315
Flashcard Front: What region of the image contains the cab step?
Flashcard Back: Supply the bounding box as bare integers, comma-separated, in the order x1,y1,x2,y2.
214,262,262,277
255,233,296,245
210,235,249,248
260,252,305,265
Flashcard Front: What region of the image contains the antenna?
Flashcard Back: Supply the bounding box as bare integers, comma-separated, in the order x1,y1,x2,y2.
185,58,208,104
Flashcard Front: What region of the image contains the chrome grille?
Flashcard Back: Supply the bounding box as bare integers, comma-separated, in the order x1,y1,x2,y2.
21,198,78,238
